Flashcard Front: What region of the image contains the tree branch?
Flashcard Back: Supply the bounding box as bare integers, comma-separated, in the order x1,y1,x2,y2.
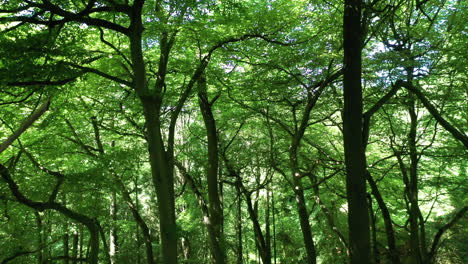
428,206,467,260
401,82,468,148
0,98,51,154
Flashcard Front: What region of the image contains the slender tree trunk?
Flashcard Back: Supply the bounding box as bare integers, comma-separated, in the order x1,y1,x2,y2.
134,176,145,264
265,187,271,263
35,211,43,264
366,172,400,264
197,75,226,264
292,182,317,264
114,171,155,264
236,184,243,264
407,91,425,264
72,233,78,264
64,233,70,264
290,148,316,264
109,191,118,264
244,189,271,264
136,224,141,264
368,195,379,264
79,226,84,264
310,180,348,253
343,0,370,263
63,196,69,264
271,188,277,264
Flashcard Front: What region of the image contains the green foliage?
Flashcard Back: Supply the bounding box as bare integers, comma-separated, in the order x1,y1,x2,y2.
0,0,466,263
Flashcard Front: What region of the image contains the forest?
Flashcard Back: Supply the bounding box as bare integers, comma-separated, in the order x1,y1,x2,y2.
0,0,466,264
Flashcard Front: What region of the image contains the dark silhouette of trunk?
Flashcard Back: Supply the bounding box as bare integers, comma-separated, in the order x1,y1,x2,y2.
368,195,379,264
223,160,271,264
129,1,177,262
97,222,112,264
35,211,44,264
109,191,118,264
72,233,78,264
366,172,400,264
64,231,70,264
342,0,370,263
140,98,177,264
406,87,427,264
197,75,226,264
271,188,277,264
115,174,155,264
361,77,404,264
286,69,343,264
427,206,467,263
309,179,348,253
236,184,243,264
265,187,271,263
79,226,84,264
244,190,271,264
292,177,317,264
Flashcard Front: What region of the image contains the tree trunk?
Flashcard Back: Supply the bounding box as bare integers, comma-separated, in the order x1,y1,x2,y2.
72,233,78,264
271,188,277,264
244,189,271,264
368,195,379,264
407,91,426,264
342,0,370,262
197,74,226,264
140,98,177,264
290,150,316,263
109,191,118,264
236,184,243,264
292,181,317,264
64,233,70,264
265,187,271,263
79,226,84,264
35,211,44,264
129,0,177,262
366,172,401,264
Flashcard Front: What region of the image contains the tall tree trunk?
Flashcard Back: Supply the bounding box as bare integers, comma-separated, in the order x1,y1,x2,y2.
342,0,370,263
64,231,70,264
72,233,78,264
290,149,316,263
236,184,243,264
79,226,84,264
116,174,155,264
271,188,277,264
63,196,69,264
243,187,271,264
129,0,177,262
293,183,317,264
368,195,379,264
109,191,118,264
407,91,424,264
265,186,271,263
366,172,400,264
35,211,44,264
197,75,225,264
309,180,348,253
140,98,177,264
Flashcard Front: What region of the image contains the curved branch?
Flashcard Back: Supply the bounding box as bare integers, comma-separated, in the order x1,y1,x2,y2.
0,98,51,154
428,206,467,261
401,82,468,148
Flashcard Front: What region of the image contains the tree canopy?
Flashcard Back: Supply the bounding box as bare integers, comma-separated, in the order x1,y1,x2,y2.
0,0,466,264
